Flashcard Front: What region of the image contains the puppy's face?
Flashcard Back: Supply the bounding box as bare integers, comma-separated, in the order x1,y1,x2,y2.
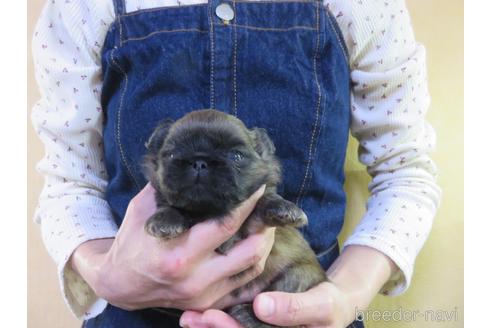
144,110,280,219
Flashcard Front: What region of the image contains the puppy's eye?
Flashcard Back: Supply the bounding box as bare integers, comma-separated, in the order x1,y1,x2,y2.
162,152,174,159
231,150,244,162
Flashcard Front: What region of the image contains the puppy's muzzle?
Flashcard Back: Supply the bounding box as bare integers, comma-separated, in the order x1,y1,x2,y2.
191,159,208,180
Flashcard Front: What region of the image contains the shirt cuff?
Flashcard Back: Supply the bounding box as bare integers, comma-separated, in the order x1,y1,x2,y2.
35,197,118,319
342,234,410,296
58,231,115,320
341,196,436,296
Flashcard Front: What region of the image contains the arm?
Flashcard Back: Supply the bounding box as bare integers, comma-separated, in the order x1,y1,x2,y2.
336,0,441,296
31,0,118,319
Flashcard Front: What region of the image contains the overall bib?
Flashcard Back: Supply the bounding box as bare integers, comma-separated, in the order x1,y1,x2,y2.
85,0,362,326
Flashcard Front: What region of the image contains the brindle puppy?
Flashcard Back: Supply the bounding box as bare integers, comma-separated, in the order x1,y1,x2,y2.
143,109,326,328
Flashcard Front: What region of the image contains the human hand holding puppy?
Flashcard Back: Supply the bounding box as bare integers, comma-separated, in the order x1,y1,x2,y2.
181,245,398,328
70,182,275,311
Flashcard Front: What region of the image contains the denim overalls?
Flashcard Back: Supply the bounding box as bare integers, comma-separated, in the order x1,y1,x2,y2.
84,0,362,326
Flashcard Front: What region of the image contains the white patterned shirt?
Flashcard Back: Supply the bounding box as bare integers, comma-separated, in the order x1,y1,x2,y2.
31,0,441,319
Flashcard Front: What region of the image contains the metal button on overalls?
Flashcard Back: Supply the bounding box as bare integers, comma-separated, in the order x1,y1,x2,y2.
215,3,235,22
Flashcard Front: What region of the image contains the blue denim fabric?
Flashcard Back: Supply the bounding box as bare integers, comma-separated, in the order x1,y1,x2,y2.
85,0,359,326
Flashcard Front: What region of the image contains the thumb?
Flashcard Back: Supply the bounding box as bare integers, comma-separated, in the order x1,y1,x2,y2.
253,286,331,326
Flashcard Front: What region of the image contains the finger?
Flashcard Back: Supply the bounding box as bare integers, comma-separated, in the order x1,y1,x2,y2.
180,311,210,328
186,185,266,253
211,281,265,310
213,229,275,309
253,284,331,326
205,228,275,281
217,243,271,300
199,249,269,311
202,309,244,328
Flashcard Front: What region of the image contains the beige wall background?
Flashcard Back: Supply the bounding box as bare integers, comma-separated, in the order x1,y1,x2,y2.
27,1,464,327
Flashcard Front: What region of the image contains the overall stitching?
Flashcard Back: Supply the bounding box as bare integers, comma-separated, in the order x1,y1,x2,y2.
316,239,338,258
121,28,208,44
109,49,141,189
299,17,330,208
299,8,350,200
218,24,317,32
118,15,123,47
295,0,322,205
113,0,126,16
232,0,238,117
324,8,349,65
208,3,216,109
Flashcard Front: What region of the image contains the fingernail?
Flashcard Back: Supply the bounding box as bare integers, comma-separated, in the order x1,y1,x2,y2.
257,295,275,317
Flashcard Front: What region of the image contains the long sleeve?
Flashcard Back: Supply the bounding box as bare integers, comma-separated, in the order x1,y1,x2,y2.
325,0,441,295
31,0,116,319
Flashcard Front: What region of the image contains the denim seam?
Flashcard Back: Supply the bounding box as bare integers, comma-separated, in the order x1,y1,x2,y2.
301,44,330,207
208,4,216,109
118,16,123,47
109,49,141,189
121,28,208,44
324,8,349,65
296,0,321,205
232,0,238,116
219,24,316,32
316,239,338,258
113,0,126,16
301,9,348,200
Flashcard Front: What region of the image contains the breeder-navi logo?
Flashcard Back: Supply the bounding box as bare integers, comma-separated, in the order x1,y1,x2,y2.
355,306,460,323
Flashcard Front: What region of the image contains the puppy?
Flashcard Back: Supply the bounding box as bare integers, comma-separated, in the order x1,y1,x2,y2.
143,109,326,328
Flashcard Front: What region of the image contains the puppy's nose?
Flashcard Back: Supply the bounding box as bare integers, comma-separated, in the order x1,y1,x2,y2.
192,160,208,172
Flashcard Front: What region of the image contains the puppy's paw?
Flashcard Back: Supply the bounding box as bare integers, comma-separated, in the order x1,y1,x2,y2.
257,195,308,228
144,208,188,239
265,201,308,227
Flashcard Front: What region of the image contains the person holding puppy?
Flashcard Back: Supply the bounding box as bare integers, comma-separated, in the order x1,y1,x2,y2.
31,0,441,327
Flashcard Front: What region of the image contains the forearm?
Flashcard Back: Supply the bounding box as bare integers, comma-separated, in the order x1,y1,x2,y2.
70,238,114,293
326,245,398,311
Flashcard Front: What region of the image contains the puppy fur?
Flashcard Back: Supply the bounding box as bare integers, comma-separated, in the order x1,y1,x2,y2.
143,109,326,328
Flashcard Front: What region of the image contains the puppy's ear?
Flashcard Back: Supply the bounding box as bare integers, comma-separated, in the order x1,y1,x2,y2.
251,127,275,158
145,118,174,155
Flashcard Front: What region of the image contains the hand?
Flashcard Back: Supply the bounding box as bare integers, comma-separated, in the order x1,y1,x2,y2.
70,183,275,311
180,245,399,328
180,281,357,328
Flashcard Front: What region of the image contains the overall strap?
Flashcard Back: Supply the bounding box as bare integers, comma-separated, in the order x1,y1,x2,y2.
112,0,126,16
